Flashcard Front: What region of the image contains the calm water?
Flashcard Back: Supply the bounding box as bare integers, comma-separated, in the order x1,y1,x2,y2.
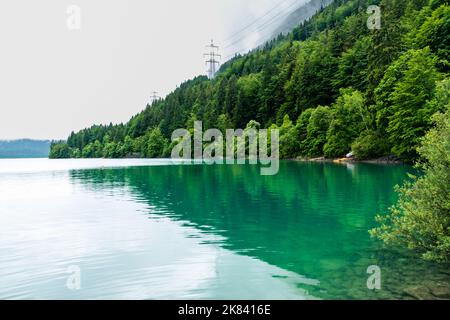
0,159,448,300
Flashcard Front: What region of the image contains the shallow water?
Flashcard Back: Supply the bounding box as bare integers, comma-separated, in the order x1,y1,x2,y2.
0,159,448,299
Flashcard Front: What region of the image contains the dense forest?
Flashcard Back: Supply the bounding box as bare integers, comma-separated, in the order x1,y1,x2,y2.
50,0,449,163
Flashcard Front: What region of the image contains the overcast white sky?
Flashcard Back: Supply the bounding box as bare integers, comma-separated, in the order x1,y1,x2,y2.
0,0,307,140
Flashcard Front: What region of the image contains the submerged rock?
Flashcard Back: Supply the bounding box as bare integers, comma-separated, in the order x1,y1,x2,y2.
404,281,450,300
403,286,436,300
426,281,450,299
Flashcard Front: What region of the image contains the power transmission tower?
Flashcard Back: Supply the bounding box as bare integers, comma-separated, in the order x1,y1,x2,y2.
150,91,161,103
204,40,221,79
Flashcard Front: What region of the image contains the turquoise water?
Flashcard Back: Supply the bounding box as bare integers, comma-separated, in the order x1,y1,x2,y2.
0,159,448,299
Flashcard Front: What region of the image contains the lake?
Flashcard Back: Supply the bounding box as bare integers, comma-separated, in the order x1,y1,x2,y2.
0,159,448,300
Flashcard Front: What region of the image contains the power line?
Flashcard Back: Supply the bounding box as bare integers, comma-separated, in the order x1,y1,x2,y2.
213,0,328,68
221,0,306,62
222,0,329,61
222,0,297,44
223,0,302,51
204,40,221,79
223,36,271,61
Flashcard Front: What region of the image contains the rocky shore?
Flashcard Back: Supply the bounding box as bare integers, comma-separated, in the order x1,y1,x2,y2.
294,155,404,164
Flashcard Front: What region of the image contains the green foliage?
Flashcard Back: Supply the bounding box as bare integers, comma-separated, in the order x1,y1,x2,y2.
413,4,450,71
428,78,450,113
143,128,169,158
50,0,449,163
333,37,371,91
49,142,72,159
352,130,389,160
429,0,449,10
385,48,439,160
371,104,450,262
324,89,369,158
82,140,103,158
235,74,262,128
367,0,409,94
296,109,314,156
277,115,300,159
304,106,333,157
284,37,338,113
140,128,169,158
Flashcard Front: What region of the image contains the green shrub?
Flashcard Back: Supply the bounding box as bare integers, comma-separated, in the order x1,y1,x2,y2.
324,89,369,158
370,105,450,262
352,130,389,160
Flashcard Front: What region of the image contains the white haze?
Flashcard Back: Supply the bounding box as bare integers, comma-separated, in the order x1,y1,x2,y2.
0,0,308,140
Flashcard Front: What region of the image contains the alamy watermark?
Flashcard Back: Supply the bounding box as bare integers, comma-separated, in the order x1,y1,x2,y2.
367,5,381,30
66,265,81,290
171,121,280,176
367,265,382,290
67,5,81,31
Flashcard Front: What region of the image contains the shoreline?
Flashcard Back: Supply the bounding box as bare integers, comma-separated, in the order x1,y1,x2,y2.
42,156,407,165
292,156,405,165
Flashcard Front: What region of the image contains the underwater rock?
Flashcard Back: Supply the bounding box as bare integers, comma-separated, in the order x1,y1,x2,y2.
425,281,450,299
403,286,436,300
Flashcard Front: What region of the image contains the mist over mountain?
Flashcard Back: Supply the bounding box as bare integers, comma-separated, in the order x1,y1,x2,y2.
224,0,333,59
0,140,51,158
271,0,334,37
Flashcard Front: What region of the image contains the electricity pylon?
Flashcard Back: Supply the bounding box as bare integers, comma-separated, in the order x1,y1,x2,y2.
150,91,161,103
204,40,221,79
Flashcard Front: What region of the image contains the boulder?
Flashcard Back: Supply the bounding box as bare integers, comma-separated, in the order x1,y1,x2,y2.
403,286,436,300
426,281,450,299
404,281,450,300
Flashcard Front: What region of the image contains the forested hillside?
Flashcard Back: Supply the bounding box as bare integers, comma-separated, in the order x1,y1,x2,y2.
50,0,450,162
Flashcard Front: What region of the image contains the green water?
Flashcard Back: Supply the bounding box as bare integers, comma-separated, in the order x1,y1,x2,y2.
0,159,448,299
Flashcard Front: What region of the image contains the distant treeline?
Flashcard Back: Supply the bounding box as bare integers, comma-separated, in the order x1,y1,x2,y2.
51,0,450,162
0,139,51,158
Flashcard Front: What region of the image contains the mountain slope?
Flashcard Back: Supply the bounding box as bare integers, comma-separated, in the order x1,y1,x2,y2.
0,140,51,158
51,0,450,161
